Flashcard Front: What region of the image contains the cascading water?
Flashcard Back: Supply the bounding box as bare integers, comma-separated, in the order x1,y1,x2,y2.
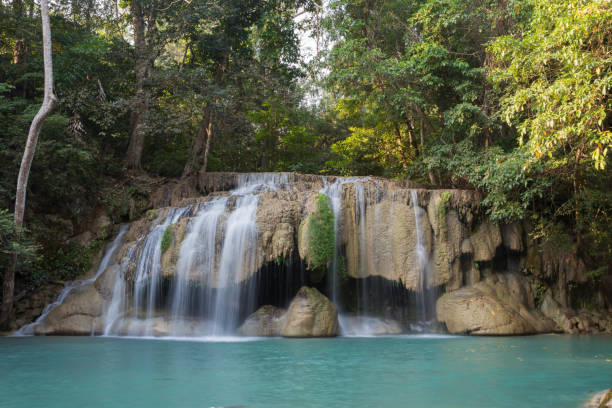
409,189,437,332
320,177,371,303
128,206,193,336
16,225,129,336
168,197,227,334
210,192,259,334
321,177,408,336
18,172,437,338
103,173,288,337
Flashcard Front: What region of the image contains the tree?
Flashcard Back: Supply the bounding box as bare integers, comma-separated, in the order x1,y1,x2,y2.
1,0,56,328
489,0,611,246
324,0,504,180
123,0,191,170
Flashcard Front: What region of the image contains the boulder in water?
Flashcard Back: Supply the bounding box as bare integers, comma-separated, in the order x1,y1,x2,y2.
34,284,104,335
239,305,286,336
583,389,612,408
436,274,556,335
436,286,533,335
282,287,338,337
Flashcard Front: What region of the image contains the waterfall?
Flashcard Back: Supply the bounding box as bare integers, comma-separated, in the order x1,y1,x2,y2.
168,197,227,334
411,189,430,325
103,173,286,337
322,177,405,336
129,207,192,336
15,225,129,336
211,193,259,334
22,173,441,338
320,177,369,305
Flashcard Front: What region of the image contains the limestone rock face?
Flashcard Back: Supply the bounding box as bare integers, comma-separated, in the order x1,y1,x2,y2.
282,287,338,337
12,282,65,331
256,190,305,266
436,273,555,335
436,286,534,335
34,284,104,335
470,222,502,262
342,184,433,290
540,293,612,334
239,305,286,336
501,223,523,252
114,176,484,292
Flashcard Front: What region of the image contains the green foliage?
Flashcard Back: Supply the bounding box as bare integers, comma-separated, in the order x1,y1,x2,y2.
0,210,40,275
35,243,94,283
161,226,173,254
490,0,612,171
102,185,149,222
568,281,599,311
421,140,551,222
306,194,335,271
438,191,451,225
0,0,609,311
531,281,548,308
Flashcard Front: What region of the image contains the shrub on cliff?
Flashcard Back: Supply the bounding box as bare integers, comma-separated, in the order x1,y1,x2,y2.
306,194,335,273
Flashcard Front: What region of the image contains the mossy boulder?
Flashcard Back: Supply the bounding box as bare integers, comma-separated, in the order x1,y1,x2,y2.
282,286,338,337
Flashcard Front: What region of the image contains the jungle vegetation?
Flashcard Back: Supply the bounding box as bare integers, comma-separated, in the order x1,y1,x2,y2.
0,0,610,326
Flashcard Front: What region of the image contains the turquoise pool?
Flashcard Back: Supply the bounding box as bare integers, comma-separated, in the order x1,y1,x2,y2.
1,335,611,407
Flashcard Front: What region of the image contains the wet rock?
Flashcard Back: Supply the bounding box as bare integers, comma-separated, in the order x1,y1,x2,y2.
470,222,502,262
436,273,555,335
34,284,104,335
583,389,612,408
501,223,523,252
437,286,534,335
282,287,338,337
239,305,286,336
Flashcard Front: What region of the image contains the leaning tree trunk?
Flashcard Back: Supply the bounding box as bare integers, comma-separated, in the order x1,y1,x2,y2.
201,110,214,175
1,0,56,328
182,110,210,178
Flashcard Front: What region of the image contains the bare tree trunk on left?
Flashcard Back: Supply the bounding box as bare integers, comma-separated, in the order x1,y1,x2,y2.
1,0,56,328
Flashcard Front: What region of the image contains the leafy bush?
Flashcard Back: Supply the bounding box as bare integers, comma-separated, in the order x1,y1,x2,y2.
306,194,335,271
0,210,40,281
161,226,173,254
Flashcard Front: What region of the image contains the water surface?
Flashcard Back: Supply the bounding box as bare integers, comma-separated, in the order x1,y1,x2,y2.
1,335,611,408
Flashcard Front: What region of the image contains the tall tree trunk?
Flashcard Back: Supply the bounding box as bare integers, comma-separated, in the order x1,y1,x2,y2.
394,123,408,169
124,0,151,170
183,58,226,178
12,0,25,65
419,114,436,185
1,0,56,329
201,110,214,175
182,111,210,178
573,148,583,250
